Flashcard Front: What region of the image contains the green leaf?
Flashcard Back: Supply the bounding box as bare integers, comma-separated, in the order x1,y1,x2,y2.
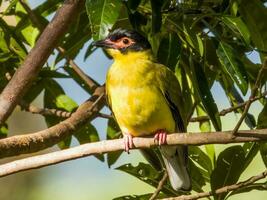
56,12,91,63
23,79,45,103
203,38,220,87
3,0,19,14
0,123,8,139
116,162,182,196
260,143,267,168
189,146,212,175
15,2,40,47
196,104,216,168
157,33,181,71
34,0,63,17
190,56,222,131
257,103,267,129
211,146,246,200
74,123,104,162
182,22,204,56
34,0,64,17
221,16,250,46
175,64,194,123
39,68,69,79
44,80,78,112
57,136,72,150
63,66,95,94
86,0,122,40
44,79,78,149
221,84,256,129
84,42,96,61
188,159,207,192
106,118,123,167
239,0,267,54
258,102,267,168
217,42,249,95
126,0,141,11
150,0,163,33
242,142,259,170
0,18,27,59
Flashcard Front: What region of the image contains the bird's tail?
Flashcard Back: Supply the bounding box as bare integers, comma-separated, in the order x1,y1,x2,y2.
160,145,191,191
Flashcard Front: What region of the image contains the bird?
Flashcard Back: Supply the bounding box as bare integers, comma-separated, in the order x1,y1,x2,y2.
92,28,191,191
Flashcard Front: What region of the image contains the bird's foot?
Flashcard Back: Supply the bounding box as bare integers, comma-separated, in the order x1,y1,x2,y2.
123,134,133,154
154,129,167,145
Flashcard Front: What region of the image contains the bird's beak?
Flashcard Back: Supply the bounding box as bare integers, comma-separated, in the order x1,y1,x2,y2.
92,39,114,48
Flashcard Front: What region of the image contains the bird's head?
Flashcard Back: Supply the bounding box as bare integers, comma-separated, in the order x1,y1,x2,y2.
92,29,151,59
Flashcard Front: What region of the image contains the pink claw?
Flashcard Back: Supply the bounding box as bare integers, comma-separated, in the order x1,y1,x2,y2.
154,129,167,145
123,134,133,153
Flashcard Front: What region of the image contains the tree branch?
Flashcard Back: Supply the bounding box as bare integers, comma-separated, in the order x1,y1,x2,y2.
232,58,267,135
161,170,267,200
150,172,169,200
190,90,267,123
0,0,85,124
0,128,267,177
5,72,73,118
19,100,72,118
0,86,105,159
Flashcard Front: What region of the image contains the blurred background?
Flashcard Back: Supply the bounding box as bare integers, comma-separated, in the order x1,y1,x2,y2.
0,1,266,200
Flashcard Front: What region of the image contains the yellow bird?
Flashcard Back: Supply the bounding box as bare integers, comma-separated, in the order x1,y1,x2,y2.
93,29,191,191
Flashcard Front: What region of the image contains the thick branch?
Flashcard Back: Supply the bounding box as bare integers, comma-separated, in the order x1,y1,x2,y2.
161,170,267,200
0,0,85,124
0,128,267,177
0,86,105,158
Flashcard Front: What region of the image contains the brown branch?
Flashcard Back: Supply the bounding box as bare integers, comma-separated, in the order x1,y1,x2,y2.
19,0,99,93
232,58,267,135
5,72,72,118
0,86,105,159
190,91,267,123
161,170,267,200
0,128,267,177
58,46,100,93
97,112,113,119
150,172,169,200
19,100,72,118
0,0,85,124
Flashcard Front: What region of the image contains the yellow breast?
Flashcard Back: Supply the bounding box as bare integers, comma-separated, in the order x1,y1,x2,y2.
106,50,175,136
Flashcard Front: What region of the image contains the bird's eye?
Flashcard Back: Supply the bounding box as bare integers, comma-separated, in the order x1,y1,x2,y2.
122,38,130,44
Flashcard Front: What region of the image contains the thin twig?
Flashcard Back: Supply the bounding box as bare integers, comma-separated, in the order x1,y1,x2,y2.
19,100,72,118
0,129,267,177
97,113,113,119
190,91,267,123
232,58,267,135
161,170,267,200
150,172,169,200
5,72,72,118
58,46,100,93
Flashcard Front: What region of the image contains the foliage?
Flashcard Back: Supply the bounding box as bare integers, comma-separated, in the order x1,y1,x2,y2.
0,0,267,199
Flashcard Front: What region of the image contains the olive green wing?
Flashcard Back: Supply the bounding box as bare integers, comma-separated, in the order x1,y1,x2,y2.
156,64,186,132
